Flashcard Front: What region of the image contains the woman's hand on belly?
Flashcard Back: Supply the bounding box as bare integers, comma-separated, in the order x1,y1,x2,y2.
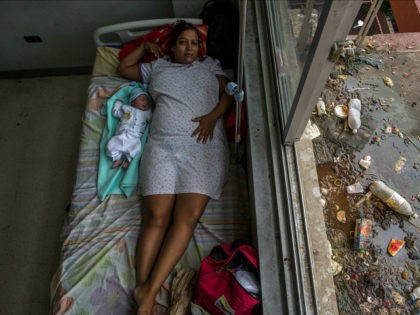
191,112,218,144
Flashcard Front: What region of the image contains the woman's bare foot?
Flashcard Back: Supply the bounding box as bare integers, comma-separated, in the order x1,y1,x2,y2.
134,285,155,315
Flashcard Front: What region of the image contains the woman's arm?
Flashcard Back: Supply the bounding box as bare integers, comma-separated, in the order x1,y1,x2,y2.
191,77,234,143
117,42,162,81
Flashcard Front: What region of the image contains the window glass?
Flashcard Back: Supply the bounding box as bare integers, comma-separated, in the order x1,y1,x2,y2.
266,0,326,126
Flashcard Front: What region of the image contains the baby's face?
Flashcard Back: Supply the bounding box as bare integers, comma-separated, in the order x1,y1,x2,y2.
132,95,149,110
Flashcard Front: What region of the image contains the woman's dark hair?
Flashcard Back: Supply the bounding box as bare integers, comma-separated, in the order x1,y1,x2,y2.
168,21,199,48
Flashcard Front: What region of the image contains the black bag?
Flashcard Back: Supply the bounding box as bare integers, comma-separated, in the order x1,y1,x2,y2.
199,0,239,73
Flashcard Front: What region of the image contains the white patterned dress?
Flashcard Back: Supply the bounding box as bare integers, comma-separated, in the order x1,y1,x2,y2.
138,57,229,199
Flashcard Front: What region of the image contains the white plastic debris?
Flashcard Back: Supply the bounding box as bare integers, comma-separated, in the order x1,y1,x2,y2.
348,99,362,134
359,156,372,170
301,120,321,140
316,98,326,116
346,182,364,194
353,20,364,29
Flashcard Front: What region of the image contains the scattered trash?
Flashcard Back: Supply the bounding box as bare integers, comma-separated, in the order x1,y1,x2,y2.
301,120,321,140
320,197,327,208
331,259,343,276
316,98,326,116
347,87,370,92
313,38,418,313
359,155,372,170
394,156,407,173
354,218,372,252
383,76,394,87
371,136,381,144
354,192,372,208
353,20,364,29
383,125,392,134
358,55,384,69
346,182,364,194
409,287,420,304
348,98,362,134
387,239,405,256
334,104,348,118
391,291,405,306
369,181,417,218
337,210,346,223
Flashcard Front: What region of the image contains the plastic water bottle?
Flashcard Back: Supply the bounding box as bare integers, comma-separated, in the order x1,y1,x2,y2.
316,98,326,116
369,181,417,218
409,287,420,304
348,98,361,133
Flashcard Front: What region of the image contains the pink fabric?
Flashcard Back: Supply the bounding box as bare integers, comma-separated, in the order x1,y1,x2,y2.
193,243,260,315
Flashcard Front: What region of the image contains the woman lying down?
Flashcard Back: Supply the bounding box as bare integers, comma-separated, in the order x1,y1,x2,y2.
118,21,235,315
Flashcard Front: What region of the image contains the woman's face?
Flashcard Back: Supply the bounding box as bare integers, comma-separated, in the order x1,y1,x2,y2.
171,29,199,64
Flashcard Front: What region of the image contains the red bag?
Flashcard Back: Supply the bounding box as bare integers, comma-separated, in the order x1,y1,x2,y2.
223,100,247,142
193,242,261,315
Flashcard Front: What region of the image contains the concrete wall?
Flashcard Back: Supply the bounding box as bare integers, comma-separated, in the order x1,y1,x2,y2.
172,0,207,18
0,1,176,71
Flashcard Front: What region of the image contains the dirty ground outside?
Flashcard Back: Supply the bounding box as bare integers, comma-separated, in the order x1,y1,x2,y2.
310,33,420,314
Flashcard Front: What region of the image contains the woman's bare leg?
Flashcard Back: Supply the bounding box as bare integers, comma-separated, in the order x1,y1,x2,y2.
135,194,175,286
136,193,209,315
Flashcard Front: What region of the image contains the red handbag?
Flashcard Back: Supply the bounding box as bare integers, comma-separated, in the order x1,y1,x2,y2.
193,241,261,315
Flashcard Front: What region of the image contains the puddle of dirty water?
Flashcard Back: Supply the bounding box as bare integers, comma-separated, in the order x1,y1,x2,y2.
317,162,357,236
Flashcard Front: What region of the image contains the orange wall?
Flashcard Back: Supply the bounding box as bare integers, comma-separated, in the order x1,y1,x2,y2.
390,0,420,32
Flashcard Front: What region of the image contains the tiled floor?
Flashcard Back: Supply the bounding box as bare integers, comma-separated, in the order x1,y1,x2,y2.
0,75,91,315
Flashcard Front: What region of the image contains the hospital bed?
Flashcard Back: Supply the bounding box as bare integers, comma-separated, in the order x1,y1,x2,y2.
50,18,250,314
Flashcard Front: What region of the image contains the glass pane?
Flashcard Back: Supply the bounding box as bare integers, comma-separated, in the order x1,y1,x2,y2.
266,0,326,126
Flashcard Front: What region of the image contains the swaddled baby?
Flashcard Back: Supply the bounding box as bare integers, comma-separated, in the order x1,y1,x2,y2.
106,87,152,169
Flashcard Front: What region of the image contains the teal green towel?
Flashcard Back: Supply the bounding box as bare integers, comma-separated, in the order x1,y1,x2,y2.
97,82,150,201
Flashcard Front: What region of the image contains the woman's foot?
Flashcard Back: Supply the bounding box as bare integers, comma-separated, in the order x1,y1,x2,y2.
134,285,155,315
123,161,130,169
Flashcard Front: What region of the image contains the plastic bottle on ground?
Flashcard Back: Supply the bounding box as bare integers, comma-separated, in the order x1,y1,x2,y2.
369,181,417,218
348,98,361,133
316,98,326,116
409,287,420,304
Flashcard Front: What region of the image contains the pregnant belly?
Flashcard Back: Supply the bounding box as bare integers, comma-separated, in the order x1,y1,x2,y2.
150,105,198,139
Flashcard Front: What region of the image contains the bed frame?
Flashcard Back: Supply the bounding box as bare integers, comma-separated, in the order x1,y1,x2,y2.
94,18,203,46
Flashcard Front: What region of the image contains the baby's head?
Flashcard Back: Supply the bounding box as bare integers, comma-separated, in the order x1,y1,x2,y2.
129,88,150,111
